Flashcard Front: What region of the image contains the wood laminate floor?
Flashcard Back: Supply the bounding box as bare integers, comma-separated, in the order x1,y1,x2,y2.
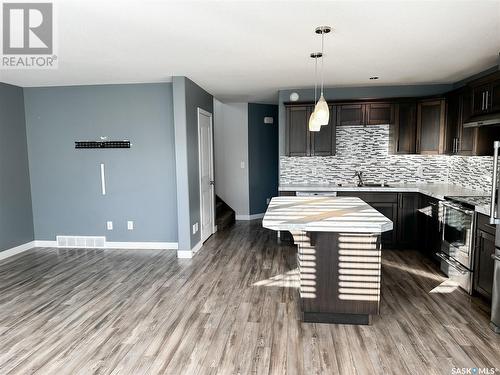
0,221,499,375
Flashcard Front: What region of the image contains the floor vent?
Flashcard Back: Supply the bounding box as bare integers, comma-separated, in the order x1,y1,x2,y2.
56,236,106,249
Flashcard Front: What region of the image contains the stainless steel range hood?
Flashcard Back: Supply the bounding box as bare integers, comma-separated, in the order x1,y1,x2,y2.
463,114,500,128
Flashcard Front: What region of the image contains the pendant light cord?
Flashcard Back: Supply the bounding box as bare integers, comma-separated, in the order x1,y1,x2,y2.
314,55,318,103
321,31,324,96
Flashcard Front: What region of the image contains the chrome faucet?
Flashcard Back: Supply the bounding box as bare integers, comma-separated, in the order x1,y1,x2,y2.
354,171,364,187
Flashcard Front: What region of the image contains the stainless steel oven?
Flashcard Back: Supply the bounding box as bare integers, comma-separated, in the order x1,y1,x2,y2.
437,200,475,293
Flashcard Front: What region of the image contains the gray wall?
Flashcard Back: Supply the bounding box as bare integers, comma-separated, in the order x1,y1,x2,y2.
172,77,213,250
0,83,34,251
24,83,178,242
278,84,454,155
248,103,278,215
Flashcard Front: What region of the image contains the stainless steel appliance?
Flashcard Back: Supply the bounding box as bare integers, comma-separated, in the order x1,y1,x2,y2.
437,198,476,294
488,141,500,333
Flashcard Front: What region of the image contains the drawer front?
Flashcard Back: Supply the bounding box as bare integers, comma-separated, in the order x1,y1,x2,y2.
476,212,496,235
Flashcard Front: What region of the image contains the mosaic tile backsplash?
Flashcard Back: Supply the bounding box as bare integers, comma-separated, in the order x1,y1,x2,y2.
280,125,493,193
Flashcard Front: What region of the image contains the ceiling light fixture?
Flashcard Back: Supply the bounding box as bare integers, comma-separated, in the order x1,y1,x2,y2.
308,52,322,132
314,26,331,126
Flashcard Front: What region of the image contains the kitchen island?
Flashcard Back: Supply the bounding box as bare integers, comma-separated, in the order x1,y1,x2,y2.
262,196,393,325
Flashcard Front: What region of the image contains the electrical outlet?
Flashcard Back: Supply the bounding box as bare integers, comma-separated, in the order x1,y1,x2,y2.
127,221,134,230
192,222,199,234
240,161,245,169
106,221,113,230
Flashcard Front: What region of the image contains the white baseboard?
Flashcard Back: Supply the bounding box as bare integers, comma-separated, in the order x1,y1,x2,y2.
34,240,57,247
191,240,203,254
0,240,179,262
105,242,178,250
177,250,194,258
177,240,204,259
34,240,178,250
0,241,35,261
236,213,265,221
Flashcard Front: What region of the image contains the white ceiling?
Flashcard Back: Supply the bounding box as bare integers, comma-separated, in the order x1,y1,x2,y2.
1,0,500,102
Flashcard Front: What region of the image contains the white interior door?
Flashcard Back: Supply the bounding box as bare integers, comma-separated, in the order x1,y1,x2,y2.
198,108,215,243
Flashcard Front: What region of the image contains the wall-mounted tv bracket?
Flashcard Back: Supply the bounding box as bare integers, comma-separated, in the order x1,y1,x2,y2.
75,140,131,149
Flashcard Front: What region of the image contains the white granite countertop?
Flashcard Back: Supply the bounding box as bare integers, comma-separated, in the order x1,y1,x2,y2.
279,183,488,201
262,196,393,233
476,204,490,216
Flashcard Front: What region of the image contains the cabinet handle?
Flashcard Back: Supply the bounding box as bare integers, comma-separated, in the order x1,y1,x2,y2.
486,91,489,110
397,139,400,152
482,92,485,111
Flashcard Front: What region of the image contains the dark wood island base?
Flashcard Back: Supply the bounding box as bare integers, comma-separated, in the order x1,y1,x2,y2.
293,231,382,325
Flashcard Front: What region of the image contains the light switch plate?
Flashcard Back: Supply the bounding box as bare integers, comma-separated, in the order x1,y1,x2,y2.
127,221,134,230
106,221,113,230
240,161,245,169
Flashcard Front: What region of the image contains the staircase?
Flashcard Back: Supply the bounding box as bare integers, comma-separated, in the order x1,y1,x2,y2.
216,196,235,231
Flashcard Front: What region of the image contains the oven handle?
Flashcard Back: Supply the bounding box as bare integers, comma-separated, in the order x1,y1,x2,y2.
435,252,469,275
490,140,500,224
441,201,474,216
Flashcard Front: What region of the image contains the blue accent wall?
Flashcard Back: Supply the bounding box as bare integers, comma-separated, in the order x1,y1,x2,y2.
248,103,279,215
23,83,178,242
0,83,34,251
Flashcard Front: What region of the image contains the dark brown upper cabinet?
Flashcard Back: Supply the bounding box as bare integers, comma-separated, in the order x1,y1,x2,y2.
444,88,479,156
337,102,394,126
285,104,336,157
472,83,491,116
458,88,478,155
337,103,365,126
491,78,500,113
470,72,500,117
365,102,394,125
391,101,417,154
285,105,310,156
416,99,446,154
310,106,337,156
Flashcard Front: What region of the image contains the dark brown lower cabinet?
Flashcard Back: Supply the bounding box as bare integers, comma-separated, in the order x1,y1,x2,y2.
474,214,496,301
397,193,419,249
417,194,441,260
336,192,398,249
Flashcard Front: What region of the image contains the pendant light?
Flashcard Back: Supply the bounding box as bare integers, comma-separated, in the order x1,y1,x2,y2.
308,52,322,132
314,26,331,126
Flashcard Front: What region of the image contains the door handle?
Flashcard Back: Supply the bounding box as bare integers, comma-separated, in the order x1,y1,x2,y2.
492,254,500,261
435,252,469,275
209,180,215,186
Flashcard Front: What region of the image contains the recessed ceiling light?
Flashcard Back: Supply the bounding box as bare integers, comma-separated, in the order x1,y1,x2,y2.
369,76,379,80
